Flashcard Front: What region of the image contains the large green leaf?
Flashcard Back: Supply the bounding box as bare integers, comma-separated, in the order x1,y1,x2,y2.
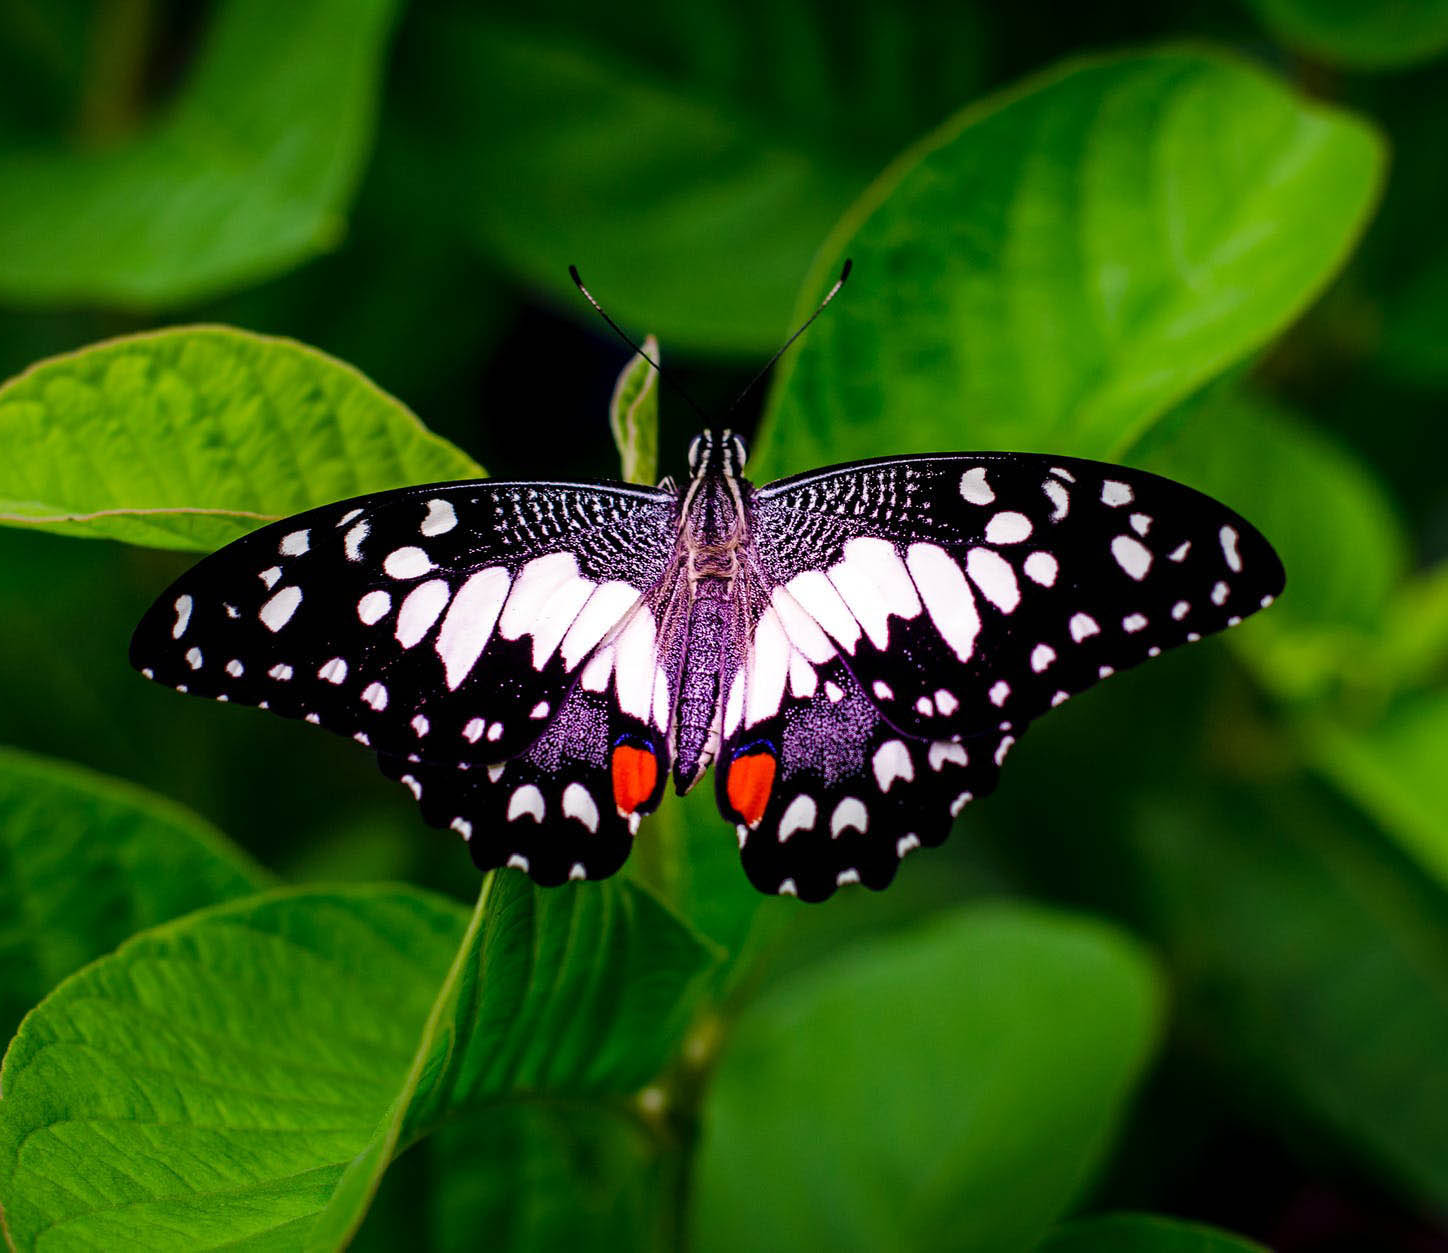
0,327,482,551
1039,1212,1267,1252
0,746,268,1044
1127,780,1448,1212
758,49,1384,477
311,870,717,1248
405,1103,671,1253
692,903,1164,1253
1242,0,1448,69
0,872,717,1251
1304,693,1448,891
0,886,467,1252
391,1,989,353
0,0,401,308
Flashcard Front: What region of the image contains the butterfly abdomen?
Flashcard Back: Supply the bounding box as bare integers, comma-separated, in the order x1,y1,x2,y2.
672,577,733,792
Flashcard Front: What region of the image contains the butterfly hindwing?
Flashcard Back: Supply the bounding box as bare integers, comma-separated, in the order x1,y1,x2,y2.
750,453,1285,740
715,651,1006,901
130,479,677,766
377,678,669,885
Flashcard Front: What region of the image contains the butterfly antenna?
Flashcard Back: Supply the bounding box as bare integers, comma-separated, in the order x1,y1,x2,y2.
724,258,852,417
569,265,709,424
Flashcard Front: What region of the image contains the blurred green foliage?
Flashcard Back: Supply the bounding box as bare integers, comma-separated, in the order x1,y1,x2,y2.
0,2,1445,1251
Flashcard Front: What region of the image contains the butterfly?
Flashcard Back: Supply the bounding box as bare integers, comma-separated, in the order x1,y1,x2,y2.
131,428,1283,901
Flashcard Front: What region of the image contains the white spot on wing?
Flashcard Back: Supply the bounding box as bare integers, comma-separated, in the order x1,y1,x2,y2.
786,570,862,653
396,579,451,649
1130,513,1152,536
1220,525,1243,572
531,700,550,719
897,834,921,857
358,590,392,625
259,585,303,632
928,742,967,771
1169,541,1191,562
225,659,243,677
935,689,959,715
828,537,921,650
562,782,600,833
613,607,659,722
384,546,433,579
318,657,348,684
825,681,844,703
1211,581,1229,605
906,542,981,663
985,511,1033,544
959,466,995,505
744,608,789,727
830,798,867,838
1069,612,1100,642
279,529,310,556
436,566,510,689
561,581,639,670
1123,613,1148,633
966,547,1020,613
1023,551,1058,586
411,714,429,736
184,647,203,670
259,566,282,590
1111,535,1153,581
345,522,369,561
500,552,596,668
421,498,458,536
1043,479,1069,521
872,680,894,701
871,740,913,792
268,663,293,681
171,595,193,639
778,795,817,841
1030,643,1056,672
771,586,835,664
507,785,545,823
989,680,1010,706
1101,480,1133,506
361,681,388,710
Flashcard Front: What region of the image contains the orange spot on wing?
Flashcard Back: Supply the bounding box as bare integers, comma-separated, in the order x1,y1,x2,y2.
611,743,658,815
727,751,776,828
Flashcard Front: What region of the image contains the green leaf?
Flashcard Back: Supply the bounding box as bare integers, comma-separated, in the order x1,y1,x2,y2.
1127,780,1448,1212
1039,1212,1268,1252
0,746,269,1044
610,335,661,487
413,1104,670,1253
1242,0,1448,69
1303,693,1448,891
0,326,482,552
0,871,717,1251
692,903,1164,1253
757,49,1385,478
393,13,869,353
0,885,468,1252
307,871,717,1249
1131,387,1407,702
0,0,401,308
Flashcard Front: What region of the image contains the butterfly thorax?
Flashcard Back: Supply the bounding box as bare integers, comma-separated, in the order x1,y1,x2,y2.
670,432,754,792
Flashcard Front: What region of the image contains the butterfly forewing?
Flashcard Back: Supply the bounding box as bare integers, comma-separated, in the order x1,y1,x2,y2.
749,453,1284,741
130,479,678,766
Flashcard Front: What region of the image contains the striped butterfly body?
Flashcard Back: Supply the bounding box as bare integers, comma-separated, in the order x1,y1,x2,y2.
132,430,1284,901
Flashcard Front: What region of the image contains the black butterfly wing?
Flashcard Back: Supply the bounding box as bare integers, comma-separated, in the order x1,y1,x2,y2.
750,453,1284,741
376,671,671,885
718,452,1284,899
130,479,679,768
714,647,1008,901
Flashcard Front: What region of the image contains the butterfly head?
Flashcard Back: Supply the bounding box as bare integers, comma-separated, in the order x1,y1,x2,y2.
687,429,748,480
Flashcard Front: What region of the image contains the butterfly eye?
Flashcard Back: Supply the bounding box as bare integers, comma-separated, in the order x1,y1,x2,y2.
730,434,748,471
